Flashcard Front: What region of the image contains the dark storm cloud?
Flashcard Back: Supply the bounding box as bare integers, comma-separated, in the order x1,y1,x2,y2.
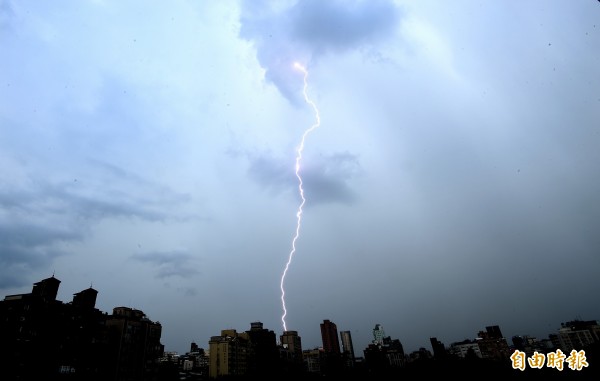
246,154,296,195
68,160,194,222
239,0,402,103
301,151,361,206
130,251,199,279
0,165,192,288
0,223,82,288
5,174,188,224
289,0,400,54
0,187,86,288
0,223,82,251
247,151,361,206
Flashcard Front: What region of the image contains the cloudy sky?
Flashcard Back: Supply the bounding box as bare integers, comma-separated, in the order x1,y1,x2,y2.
1,0,599,355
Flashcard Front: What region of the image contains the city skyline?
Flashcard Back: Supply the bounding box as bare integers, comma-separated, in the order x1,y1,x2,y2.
3,275,597,379
1,0,599,359
2,274,596,357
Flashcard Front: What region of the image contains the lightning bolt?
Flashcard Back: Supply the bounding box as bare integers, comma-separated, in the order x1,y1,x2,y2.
280,62,321,332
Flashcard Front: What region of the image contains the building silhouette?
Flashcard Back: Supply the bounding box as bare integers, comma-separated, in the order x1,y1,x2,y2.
320,319,341,354
5,276,600,379
363,324,405,376
430,337,447,360
372,323,385,345
302,347,324,374
207,325,307,378
244,322,280,376
557,319,600,352
511,334,554,357
279,330,304,374
319,319,343,375
0,276,163,381
475,325,511,360
31,275,61,301
340,330,356,367
208,329,251,378
106,307,164,380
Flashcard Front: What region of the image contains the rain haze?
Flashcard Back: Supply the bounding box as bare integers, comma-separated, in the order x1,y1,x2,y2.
1,0,599,356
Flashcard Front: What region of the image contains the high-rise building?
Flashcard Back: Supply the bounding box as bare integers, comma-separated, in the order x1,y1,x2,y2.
31,275,60,302
0,276,164,380
208,329,251,378
105,307,164,380
245,322,280,376
557,320,600,352
319,320,346,375
280,330,303,373
340,330,355,360
72,287,98,309
320,319,341,354
476,325,510,360
280,330,303,360
303,347,323,374
363,334,405,374
0,276,107,379
485,325,504,339
430,337,447,359
373,324,385,345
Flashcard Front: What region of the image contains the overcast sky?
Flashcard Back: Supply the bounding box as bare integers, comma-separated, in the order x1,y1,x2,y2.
1,0,599,355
